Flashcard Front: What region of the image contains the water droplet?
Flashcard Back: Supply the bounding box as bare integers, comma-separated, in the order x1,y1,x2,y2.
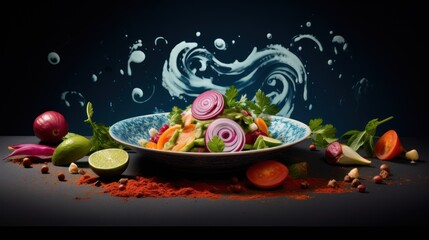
232,40,235,44
267,33,272,39
327,59,333,65
298,46,302,51
308,104,313,110
47,52,60,65
119,69,124,75
92,74,97,82
214,38,227,50
127,50,146,76
306,21,311,27
196,31,201,37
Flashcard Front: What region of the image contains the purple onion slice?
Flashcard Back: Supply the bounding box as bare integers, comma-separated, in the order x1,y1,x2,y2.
205,118,246,152
191,90,225,120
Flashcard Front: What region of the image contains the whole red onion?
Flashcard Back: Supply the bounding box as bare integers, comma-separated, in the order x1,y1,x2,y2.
33,111,68,143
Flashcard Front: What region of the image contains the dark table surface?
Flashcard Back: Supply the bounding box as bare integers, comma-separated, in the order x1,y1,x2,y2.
1,136,428,227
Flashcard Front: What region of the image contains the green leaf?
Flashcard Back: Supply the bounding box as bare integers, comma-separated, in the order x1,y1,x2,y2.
339,116,394,156
207,135,225,152
349,131,368,151
225,85,239,107
309,118,323,130
84,101,125,153
309,118,338,148
247,89,280,115
168,106,183,126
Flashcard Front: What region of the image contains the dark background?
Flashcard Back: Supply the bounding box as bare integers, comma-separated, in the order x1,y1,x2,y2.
1,0,425,138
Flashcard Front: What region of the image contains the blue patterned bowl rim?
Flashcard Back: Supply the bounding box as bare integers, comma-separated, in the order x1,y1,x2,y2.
109,112,311,157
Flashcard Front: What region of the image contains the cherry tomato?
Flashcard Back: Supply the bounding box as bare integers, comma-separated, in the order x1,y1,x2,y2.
246,160,289,189
374,130,404,160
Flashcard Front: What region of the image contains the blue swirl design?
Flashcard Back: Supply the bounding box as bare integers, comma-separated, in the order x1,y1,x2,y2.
162,41,308,117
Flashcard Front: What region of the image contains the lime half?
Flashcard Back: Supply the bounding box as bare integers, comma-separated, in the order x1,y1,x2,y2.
88,148,129,177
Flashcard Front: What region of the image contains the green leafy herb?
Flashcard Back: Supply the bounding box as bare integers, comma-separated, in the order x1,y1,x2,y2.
224,85,247,110
246,89,280,115
225,85,239,107
207,135,225,152
341,116,393,157
84,102,125,153
309,118,338,148
168,106,183,125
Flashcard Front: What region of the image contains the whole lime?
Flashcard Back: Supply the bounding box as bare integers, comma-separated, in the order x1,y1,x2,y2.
52,135,92,166
88,148,129,178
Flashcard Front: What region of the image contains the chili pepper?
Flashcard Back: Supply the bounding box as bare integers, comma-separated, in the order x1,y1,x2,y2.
3,144,56,160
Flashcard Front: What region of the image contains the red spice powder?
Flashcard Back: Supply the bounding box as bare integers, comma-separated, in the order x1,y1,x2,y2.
77,174,354,200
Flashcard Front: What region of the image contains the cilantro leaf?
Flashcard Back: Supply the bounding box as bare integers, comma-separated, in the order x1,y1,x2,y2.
309,118,338,148
246,89,279,115
340,116,393,156
84,102,125,153
225,85,239,108
207,135,225,152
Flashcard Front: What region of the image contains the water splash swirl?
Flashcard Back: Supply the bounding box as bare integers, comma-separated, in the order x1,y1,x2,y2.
162,41,307,116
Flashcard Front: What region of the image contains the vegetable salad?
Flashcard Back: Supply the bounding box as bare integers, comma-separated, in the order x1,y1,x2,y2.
139,86,283,153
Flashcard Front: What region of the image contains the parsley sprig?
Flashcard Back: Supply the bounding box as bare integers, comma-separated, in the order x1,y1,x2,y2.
309,118,338,148
84,102,125,153
207,135,225,152
246,89,280,115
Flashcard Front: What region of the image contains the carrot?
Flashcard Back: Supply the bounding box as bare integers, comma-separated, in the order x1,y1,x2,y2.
255,117,269,135
374,129,404,160
172,124,197,151
145,141,158,149
156,124,182,150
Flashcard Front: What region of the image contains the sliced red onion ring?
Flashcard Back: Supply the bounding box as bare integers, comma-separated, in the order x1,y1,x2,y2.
191,90,225,120
205,118,246,152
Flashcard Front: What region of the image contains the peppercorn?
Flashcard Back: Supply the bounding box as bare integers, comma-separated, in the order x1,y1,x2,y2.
118,178,128,185
22,158,32,168
379,170,389,179
351,178,361,188
343,175,352,182
78,169,86,175
41,165,49,174
119,184,126,191
373,175,383,184
57,172,66,181
327,179,338,188
357,184,366,193
309,144,317,151
380,163,390,173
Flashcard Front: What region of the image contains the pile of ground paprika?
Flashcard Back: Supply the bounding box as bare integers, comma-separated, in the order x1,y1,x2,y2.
77,173,353,201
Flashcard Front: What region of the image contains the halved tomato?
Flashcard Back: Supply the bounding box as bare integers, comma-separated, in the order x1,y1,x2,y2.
246,160,289,189
374,129,404,160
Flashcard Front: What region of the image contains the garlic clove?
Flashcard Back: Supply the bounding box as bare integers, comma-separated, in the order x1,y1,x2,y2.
348,167,359,179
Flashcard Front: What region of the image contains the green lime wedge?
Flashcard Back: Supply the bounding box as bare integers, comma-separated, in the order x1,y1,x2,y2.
88,148,129,177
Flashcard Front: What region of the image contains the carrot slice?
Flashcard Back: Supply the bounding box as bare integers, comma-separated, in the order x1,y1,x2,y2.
145,141,158,149
255,117,269,135
374,129,404,160
156,124,182,150
172,124,197,151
